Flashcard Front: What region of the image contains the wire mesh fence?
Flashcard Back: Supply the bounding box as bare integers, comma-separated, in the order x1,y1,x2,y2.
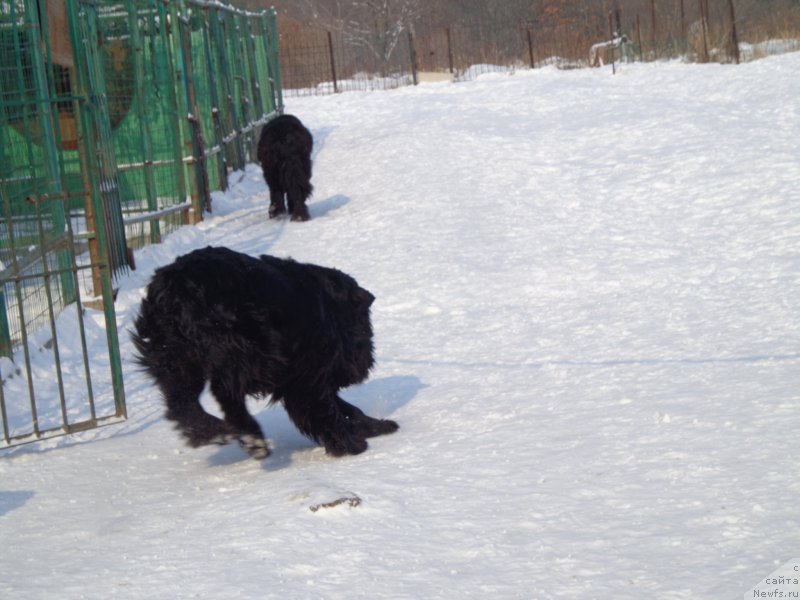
0,0,281,447
279,21,416,95
279,0,800,97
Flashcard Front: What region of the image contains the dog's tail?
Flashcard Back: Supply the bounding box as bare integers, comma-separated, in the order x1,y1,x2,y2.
131,297,157,371
280,154,313,203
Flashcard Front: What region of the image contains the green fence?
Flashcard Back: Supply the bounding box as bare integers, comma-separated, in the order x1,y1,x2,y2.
0,0,281,447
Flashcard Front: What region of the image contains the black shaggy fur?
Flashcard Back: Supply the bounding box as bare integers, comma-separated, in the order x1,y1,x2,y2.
132,246,398,459
256,114,314,221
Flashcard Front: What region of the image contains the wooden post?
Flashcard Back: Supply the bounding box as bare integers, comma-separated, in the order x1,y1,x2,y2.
526,28,535,69
727,0,740,64
327,31,339,93
608,12,616,74
680,0,687,53
636,14,643,61
650,0,658,59
407,28,418,85
699,0,710,62
446,27,455,74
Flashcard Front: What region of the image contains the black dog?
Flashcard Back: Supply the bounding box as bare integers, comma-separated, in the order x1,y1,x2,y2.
256,114,314,221
132,246,398,459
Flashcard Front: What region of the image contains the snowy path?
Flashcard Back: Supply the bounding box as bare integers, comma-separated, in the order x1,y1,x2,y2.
2,54,799,599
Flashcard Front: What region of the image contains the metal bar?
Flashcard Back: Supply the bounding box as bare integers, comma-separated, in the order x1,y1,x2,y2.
128,0,162,243
62,197,98,425
0,414,127,448
0,289,11,358
116,159,185,171
24,191,87,203
0,235,70,284
1,263,107,285
122,201,192,226
2,3,41,436
0,361,10,443
32,197,72,429
186,0,265,18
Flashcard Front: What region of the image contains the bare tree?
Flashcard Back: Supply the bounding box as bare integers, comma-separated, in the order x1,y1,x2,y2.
346,1,425,65
273,0,424,70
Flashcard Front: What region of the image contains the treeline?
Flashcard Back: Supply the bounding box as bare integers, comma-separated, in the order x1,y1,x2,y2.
241,0,799,69
246,0,800,40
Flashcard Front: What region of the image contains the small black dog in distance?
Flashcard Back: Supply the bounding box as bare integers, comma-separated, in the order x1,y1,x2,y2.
132,246,398,460
256,114,314,221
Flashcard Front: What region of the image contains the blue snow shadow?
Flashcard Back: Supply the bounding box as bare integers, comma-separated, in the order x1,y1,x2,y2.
309,126,349,219
207,375,425,470
0,490,35,517
310,125,334,161
309,194,349,219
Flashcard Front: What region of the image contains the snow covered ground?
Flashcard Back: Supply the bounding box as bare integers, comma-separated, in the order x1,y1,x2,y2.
2,53,800,599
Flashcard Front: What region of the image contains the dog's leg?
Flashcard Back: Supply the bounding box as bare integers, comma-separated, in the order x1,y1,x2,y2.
158,368,235,448
336,396,399,438
286,186,310,222
268,188,287,219
283,390,368,457
210,375,270,459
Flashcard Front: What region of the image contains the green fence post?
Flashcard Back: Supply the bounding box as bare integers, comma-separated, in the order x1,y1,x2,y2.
244,16,264,121
66,0,127,418
163,0,192,224
0,289,11,358
128,0,161,242
36,0,77,305
265,9,283,114
176,7,211,217
200,8,229,189
209,7,244,171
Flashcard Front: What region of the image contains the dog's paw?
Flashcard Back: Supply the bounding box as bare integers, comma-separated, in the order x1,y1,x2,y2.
268,204,287,219
351,417,399,438
324,434,368,457
238,434,271,459
183,428,236,448
289,208,310,222
366,418,399,438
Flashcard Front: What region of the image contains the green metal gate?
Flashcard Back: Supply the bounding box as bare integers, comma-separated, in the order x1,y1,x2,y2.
0,0,126,446
1,0,282,448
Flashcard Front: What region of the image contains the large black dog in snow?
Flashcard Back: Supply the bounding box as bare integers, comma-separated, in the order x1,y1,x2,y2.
257,114,314,221
132,246,398,459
